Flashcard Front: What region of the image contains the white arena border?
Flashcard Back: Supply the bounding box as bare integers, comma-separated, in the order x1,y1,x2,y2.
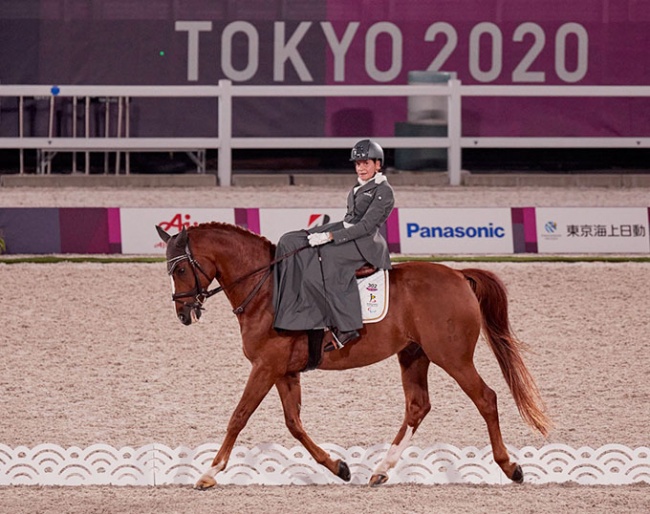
1,443,648,486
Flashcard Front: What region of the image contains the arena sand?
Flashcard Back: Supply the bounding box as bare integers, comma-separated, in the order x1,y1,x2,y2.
1,184,649,513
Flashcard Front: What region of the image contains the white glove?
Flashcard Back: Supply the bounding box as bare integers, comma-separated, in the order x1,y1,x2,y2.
308,232,331,247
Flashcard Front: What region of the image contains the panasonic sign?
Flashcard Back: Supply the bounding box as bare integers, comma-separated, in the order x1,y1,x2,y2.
406,222,506,239
399,208,514,254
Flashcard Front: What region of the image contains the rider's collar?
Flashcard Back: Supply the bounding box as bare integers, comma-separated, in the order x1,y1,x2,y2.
357,172,386,187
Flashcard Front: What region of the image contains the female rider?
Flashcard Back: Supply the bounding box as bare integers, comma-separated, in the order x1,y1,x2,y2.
272,139,395,350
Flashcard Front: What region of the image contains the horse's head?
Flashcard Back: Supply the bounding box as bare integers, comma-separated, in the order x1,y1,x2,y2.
156,225,216,326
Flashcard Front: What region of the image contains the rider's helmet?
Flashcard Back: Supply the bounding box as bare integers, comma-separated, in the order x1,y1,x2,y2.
350,139,384,165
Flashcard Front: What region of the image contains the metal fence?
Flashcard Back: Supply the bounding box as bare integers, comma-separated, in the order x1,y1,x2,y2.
1,81,649,186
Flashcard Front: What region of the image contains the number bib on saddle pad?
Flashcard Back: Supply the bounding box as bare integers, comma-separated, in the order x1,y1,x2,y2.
357,269,389,323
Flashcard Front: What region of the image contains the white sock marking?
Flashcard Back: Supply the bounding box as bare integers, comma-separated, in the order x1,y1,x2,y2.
374,426,415,476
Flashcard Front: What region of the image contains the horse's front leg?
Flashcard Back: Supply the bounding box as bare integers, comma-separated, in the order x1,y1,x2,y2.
195,365,278,490
369,345,431,486
275,373,351,482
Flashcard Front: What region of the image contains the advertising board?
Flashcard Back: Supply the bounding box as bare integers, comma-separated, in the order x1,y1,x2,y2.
259,208,347,244
398,208,514,254
535,208,650,253
120,208,234,254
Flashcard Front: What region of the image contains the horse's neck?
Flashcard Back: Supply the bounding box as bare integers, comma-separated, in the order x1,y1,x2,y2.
205,227,273,300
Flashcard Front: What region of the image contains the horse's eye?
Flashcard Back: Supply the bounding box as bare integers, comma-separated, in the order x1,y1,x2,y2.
177,267,186,275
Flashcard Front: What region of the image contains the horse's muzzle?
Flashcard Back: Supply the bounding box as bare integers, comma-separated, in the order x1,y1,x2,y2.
177,304,203,325
178,312,192,325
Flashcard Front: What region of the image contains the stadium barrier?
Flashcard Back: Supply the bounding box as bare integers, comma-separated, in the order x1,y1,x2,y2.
0,206,649,255
0,203,650,255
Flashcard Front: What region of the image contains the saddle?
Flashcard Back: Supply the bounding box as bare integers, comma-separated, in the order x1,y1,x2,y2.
355,263,377,278
301,264,386,373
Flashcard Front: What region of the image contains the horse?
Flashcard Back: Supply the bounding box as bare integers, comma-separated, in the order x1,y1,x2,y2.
155,222,551,489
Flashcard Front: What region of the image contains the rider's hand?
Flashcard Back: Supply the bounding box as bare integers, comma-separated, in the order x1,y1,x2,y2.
308,232,332,247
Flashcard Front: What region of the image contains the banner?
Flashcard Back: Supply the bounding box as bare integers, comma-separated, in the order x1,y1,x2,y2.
1,1,648,140
2,206,650,255
258,208,347,244
398,208,514,254
535,208,650,253
120,208,234,254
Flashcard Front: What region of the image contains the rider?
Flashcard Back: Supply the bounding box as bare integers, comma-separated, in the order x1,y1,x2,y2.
272,139,395,350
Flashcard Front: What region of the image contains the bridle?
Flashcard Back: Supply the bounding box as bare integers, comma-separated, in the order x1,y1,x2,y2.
166,244,222,315
166,240,308,316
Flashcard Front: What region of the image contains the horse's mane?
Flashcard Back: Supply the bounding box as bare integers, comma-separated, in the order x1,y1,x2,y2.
189,221,276,253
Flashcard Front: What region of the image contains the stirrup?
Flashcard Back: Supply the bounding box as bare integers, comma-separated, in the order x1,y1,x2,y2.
324,328,359,352
326,334,345,352
323,341,343,353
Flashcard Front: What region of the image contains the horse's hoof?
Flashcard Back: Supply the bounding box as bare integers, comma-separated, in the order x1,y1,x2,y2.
337,460,351,482
194,475,217,490
369,473,389,487
511,464,524,484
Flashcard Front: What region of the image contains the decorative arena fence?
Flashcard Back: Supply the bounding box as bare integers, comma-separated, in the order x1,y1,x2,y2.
1,443,648,486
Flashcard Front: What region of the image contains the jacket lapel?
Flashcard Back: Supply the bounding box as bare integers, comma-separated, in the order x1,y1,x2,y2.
355,180,377,198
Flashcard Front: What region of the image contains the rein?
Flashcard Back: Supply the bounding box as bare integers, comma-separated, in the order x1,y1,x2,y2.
168,241,309,315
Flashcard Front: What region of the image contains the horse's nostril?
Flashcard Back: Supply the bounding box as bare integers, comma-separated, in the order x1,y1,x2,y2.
178,313,191,325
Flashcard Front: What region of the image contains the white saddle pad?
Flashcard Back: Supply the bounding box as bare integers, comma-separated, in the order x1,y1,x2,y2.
357,269,389,324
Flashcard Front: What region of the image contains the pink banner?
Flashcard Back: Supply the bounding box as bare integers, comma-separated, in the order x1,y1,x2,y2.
325,0,650,137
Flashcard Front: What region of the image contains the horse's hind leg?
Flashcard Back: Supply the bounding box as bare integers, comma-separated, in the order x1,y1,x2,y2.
369,344,431,486
445,361,524,483
275,373,351,482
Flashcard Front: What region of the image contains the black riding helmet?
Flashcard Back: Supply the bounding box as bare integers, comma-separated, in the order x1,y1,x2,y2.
350,139,384,165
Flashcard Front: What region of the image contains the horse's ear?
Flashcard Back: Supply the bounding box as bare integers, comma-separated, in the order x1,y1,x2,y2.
175,227,188,248
156,225,171,243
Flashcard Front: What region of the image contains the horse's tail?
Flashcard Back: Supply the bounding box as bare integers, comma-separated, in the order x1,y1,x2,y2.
462,268,552,438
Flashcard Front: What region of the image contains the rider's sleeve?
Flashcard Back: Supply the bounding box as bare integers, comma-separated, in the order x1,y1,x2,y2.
331,184,394,244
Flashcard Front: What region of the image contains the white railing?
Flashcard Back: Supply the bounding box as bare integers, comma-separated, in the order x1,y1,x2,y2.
1,81,649,186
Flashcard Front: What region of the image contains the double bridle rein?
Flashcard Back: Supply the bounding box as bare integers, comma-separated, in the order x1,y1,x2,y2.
166,241,307,316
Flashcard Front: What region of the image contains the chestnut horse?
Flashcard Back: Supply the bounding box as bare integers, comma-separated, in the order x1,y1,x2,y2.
156,222,551,489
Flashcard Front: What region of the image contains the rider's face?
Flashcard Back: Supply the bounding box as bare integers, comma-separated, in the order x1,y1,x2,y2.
354,159,381,181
